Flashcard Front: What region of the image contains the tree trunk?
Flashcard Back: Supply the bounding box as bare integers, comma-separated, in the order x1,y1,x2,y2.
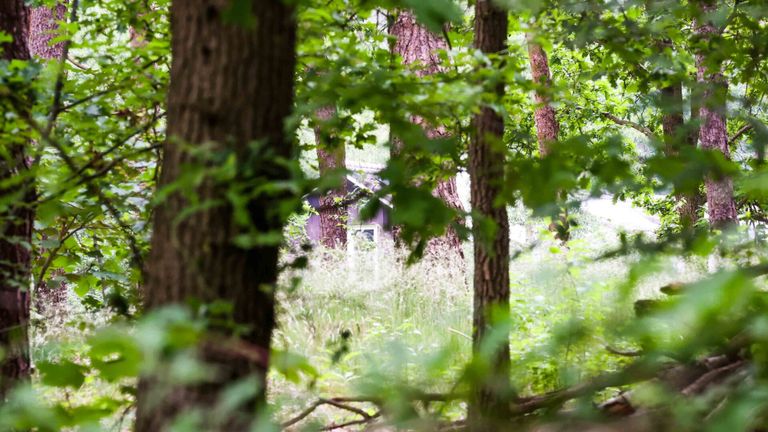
468,1,511,429
526,38,558,155
525,36,569,242
29,2,68,315
661,82,704,229
0,0,32,399
390,11,464,258
28,3,67,59
135,1,297,430
314,105,348,249
695,0,737,229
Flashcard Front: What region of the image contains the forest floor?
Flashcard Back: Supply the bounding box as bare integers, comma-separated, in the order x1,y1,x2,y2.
27,205,707,431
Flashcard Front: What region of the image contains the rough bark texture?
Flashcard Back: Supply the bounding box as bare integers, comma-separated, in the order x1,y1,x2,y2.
314,105,348,249
526,38,559,155
28,3,67,59
390,11,464,257
695,0,737,229
0,0,32,399
135,1,297,430
468,2,511,429
525,36,569,242
661,82,704,229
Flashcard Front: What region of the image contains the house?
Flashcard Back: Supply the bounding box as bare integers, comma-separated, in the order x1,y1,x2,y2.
304,162,393,246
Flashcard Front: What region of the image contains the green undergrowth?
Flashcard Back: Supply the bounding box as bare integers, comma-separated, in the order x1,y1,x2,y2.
269,212,707,427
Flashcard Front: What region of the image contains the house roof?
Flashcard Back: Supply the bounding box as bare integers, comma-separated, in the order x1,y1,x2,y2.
306,161,392,209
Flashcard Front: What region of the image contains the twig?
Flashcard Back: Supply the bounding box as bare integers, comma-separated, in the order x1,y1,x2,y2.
728,124,752,145
59,57,163,113
313,187,372,212
448,327,472,340
601,112,655,138
319,412,381,431
21,112,145,269
67,57,90,71
281,398,376,429
35,218,91,293
321,399,374,419
281,393,460,429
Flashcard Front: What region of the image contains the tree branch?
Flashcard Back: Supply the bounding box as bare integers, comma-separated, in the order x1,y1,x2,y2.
281,393,460,429
601,112,655,138
281,398,378,429
728,124,752,145
18,110,145,269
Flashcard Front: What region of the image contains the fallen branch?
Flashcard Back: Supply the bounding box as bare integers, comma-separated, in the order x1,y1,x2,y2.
512,361,659,415
681,360,746,396
281,397,378,429
281,393,462,429
319,412,382,431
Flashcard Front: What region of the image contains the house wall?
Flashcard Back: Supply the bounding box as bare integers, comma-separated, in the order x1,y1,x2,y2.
304,195,390,244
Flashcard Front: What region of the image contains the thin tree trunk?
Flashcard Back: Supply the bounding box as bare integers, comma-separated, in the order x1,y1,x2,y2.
525,35,569,242
695,0,737,229
28,3,67,59
29,2,68,315
468,1,511,429
526,38,558,155
314,105,348,249
390,11,464,257
661,82,704,229
0,0,32,399
135,1,297,430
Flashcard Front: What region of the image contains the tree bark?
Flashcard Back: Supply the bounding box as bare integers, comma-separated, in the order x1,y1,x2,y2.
526,38,558,155
468,1,511,429
314,105,348,249
390,11,464,257
0,0,32,399
525,36,569,242
661,82,704,229
135,1,297,430
695,0,737,229
28,2,67,59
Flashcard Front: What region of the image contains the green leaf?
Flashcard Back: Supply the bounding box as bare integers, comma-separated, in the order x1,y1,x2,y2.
37,360,86,389
87,329,142,381
401,0,462,34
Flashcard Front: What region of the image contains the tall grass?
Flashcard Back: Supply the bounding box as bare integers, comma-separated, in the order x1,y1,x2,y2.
270,208,708,427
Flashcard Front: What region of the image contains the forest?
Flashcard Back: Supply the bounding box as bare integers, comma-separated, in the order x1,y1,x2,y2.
1,0,768,430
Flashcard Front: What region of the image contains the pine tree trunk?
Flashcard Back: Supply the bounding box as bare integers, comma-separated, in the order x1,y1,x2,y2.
468,2,511,429
135,1,297,430
314,105,348,249
695,0,737,229
661,82,704,229
29,3,67,59
525,36,569,242
0,0,32,399
390,11,464,257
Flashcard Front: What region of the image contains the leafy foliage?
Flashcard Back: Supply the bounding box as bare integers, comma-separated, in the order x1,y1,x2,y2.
2,0,768,430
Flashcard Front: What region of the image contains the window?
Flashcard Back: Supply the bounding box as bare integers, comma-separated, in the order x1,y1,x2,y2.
348,224,379,249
